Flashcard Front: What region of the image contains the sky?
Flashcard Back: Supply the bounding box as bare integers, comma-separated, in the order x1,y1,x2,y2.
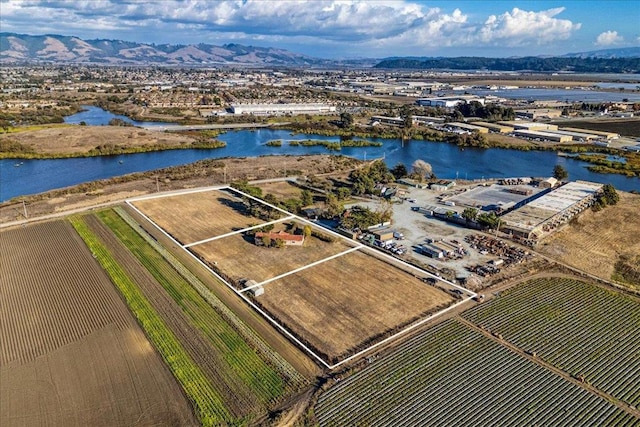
1,0,639,58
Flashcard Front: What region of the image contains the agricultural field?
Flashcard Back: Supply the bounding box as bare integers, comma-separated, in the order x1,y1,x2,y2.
132,188,284,244
86,208,309,424
191,222,356,284
315,319,638,426
0,221,195,426
462,277,640,407
256,249,454,364
539,191,640,290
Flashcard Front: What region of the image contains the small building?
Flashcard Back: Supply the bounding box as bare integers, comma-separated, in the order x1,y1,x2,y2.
245,280,264,296
430,180,456,192
419,244,444,258
398,178,429,189
254,230,305,246
372,228,394,242
539,177,558,189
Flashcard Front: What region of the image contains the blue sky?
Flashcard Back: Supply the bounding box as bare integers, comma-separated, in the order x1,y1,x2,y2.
1,0,638,58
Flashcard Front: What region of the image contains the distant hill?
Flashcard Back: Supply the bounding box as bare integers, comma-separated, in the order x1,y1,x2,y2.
563,47,640,59
374,56,640,73
0,32,334,66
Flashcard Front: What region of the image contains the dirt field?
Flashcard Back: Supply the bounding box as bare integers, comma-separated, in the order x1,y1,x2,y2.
192,223,355,284
258,181,305,199
0,221,195,426
133,188,284,244
257,250,454,363
539,191,640,289
0,125,197,155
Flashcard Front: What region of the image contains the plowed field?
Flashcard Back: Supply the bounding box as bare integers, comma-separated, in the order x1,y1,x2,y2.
0,221,195,426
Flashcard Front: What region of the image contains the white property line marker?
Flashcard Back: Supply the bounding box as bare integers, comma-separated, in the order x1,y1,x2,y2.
127,185,478,368
240,245,364,293
183,215,295,248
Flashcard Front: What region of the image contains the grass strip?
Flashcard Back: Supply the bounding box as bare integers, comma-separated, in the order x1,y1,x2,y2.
70,215,231,426
98,209,289,405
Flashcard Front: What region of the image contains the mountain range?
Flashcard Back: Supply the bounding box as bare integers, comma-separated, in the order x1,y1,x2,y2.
0,32,336,66
1,32,639,68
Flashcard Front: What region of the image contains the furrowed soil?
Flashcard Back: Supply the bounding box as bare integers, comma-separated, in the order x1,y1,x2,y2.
0,221,196,426
83,215,266,420
538,191,640,290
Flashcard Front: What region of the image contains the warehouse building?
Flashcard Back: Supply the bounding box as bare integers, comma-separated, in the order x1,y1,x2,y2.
445,122,489,134
230,103,336,116
512,129,572,143
559,127,619,140
471,121,514,133
499,121,559,131
500,181,603,241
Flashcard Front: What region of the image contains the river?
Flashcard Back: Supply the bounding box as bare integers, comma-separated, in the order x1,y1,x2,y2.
0,107,638,202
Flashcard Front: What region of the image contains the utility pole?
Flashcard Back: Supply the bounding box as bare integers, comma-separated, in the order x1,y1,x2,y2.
223,166,227,184
22,200,28,219
156,176,160,193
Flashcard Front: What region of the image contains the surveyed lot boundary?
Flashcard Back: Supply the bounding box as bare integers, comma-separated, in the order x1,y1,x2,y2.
127,186,476,369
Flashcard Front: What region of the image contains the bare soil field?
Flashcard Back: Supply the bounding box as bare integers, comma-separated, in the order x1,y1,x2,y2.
539,192,640,290
0,155,359,224
551,118,640,138
192,223,355,284
0,125,196,155
256,250,454,363
0,221,195,426
258,181,305,199
133,188,284,244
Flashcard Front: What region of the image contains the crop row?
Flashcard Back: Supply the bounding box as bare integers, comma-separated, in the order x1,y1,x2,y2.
70,216,231,426
315,320,638,427
98,209,305,420
462,277,640,406
114,206,306,387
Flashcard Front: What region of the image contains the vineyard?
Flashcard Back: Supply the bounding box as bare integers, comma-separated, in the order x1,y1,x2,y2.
315,319,639,426
90,208,309,423
462,277,640,407
1,221,195,426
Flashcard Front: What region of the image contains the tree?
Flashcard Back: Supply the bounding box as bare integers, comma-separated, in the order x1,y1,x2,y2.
553,164,568,181
601,184,619,205
411,159,434,181
339,112,353,128
390,163,408,180
261,235,271,247
303,224,312,238
462,207,478,222
477,212,500,229
300,189,313,207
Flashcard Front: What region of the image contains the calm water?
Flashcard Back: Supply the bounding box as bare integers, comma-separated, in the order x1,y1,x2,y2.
466,88,640,102
1,107,638,202
64,105,177,127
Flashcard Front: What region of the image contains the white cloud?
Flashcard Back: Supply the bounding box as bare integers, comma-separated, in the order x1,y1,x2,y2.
0,1,584,56
479,7,581,46
595,30,624,46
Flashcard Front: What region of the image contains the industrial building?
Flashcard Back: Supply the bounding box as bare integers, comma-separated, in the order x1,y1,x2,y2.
500,181,603,241
499,121,559,131
471,122,514,133
551,129,602,142
560,127,619,140
230,103,336,116
445,122,489,134
416,95,485,108
515,109,563,120
512,129,573,143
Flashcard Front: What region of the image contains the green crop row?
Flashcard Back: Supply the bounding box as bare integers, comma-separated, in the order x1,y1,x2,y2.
70,216,231,426
97,209,292,414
